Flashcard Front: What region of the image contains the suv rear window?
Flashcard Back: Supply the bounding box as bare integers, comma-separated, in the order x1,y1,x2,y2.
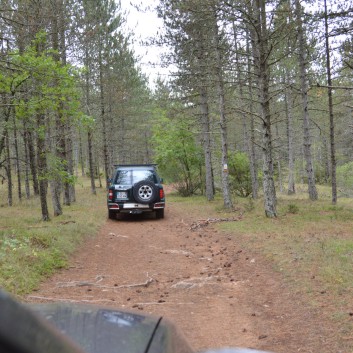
114,169,157,184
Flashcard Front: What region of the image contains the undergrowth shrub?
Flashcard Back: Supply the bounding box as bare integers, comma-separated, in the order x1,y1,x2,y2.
228,151,253,197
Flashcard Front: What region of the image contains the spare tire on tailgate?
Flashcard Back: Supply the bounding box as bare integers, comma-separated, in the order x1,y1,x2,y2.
132,180,158,204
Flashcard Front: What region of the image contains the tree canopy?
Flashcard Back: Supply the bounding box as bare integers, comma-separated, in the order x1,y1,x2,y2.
1,0,353,218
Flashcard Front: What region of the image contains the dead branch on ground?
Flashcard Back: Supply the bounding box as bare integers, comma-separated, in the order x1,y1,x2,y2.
56,274,153,290
189,217,242,231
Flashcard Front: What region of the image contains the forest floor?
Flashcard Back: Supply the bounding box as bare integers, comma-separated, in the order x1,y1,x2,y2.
27,192,344,353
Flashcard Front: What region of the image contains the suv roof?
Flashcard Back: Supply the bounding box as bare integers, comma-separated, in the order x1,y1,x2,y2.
114,164,157,168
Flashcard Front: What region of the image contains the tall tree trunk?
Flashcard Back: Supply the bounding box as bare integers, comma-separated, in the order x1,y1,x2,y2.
200,86,214,201
2,92,14,206
36,113,50,221
23,130,31,199
83,25,96,195
49,179,62,216
285,69,296,195
252,0,277,217
88,130,96,195
276,123,283,193
5,128,13,206
245,30,258,199
50,0,64,214
324,0,337,204
25,128,39,196
59,0,75,204
213,12,232,209
66,128,75,203
79,132,85,177
99,47,109,188
13,116,22,201
295,0,318,201
322,135,330,183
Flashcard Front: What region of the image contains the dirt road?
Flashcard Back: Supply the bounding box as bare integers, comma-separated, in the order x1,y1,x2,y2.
28,201,338,353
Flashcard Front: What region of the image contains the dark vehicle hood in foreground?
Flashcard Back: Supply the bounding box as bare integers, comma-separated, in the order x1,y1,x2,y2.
30,303,192,353
0,289,272,353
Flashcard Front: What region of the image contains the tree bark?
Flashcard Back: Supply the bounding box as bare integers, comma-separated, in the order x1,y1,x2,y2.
50,0,64,214
23,129,31,199
36,113,50,221
13,116,22,201
88,130,96,195
200,86,214,201
324,0,337,204
99,46,110,188
285,69,296,195
285,84,295,195
245,30,258,199
213,9,233,209
295,0,318,201
25,127,40,196
252,0,277,217
5,128,13,207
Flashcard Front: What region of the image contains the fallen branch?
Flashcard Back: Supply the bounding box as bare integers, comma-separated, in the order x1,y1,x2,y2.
171,275,227,289
27,296,117,303
189,217,242,231
134,301,194,306
56,275,153,290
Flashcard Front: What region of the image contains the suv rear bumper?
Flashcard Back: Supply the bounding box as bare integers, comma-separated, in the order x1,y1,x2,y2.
108,202,165,213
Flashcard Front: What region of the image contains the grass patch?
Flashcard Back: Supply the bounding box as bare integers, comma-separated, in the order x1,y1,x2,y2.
0,178,107,294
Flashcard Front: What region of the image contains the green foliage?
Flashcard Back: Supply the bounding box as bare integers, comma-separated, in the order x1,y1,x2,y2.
228,151,253,197
152,110,203,196
0,31,84,194
46,154,77,185
13,53,81,123
79,114,96,130
1,31,82,126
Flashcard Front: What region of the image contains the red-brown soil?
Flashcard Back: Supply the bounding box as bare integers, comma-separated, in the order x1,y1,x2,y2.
28,200,341,353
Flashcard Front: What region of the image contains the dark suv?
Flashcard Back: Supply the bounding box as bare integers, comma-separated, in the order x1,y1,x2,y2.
107,164,165,219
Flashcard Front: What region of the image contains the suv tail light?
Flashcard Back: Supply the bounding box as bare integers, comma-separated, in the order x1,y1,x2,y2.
159,189,165,199
108,190,113,201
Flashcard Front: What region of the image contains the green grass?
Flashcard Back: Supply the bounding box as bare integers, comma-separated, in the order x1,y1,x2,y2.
220,197,353,294
0,178,107,294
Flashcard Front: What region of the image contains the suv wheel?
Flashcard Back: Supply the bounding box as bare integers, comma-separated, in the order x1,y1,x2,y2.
133,180,158,204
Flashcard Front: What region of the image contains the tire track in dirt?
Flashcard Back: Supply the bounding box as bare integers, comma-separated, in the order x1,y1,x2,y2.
28,202,338,353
